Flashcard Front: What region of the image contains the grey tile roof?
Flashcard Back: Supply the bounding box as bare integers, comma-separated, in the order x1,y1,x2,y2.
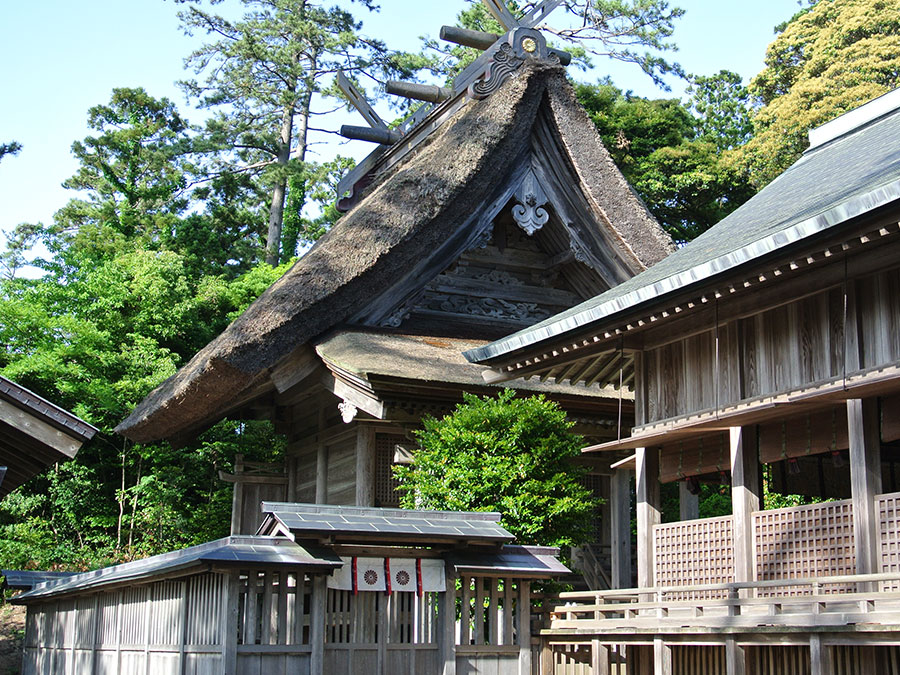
261,502,515,545
465,101,900,364
13,536,341,602
447,545,570,577
2,570,77,591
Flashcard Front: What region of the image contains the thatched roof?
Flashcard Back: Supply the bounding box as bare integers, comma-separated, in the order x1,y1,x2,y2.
117,62,671,443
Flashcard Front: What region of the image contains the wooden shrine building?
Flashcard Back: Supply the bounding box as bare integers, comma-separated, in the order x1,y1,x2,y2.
115,1,673,589
16,503,567,675
466,89,900,672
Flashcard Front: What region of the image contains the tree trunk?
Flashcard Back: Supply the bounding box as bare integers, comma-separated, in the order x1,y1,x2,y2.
264,104,295,266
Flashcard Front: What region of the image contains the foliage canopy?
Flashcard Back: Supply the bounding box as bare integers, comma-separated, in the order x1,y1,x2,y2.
394,390,597,550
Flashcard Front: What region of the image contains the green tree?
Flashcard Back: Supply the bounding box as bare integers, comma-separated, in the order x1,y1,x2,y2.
394,390,597,550
425,1,684,88
575,80,755,241
179,0,425,264
737,0,900,187
0,141,21,164
686,70,753,151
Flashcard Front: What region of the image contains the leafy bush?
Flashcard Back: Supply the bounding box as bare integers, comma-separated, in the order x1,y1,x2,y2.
394,390,597,551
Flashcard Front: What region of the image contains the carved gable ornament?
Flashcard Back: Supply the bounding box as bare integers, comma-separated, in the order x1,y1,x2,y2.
512,169,549,236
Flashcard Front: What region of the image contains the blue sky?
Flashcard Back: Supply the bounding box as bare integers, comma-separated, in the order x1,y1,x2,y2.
0,0,802,237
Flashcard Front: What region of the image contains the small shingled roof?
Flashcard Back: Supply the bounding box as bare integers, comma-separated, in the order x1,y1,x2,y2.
260,502,515,546
446,545,570,577
316,330,621,400
13,536,341,602
116,61,671,444
465,91,900,365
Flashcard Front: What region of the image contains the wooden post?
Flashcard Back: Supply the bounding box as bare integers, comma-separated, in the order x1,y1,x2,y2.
439,566,457,675
725,637,745,675
848,398,882,577
309,575,327,675
315,408,328,504
592,639,609,675
809,634,833,675
635,447,660,590
222,572,239,675
355,425,376,507
679,481,699,521
653,638,672,675
730,426,760,585
611,468,633,588
517,580,531,675
230,454,244,535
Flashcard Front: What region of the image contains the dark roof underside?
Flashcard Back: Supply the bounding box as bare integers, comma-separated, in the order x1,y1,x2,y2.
467,105,900,364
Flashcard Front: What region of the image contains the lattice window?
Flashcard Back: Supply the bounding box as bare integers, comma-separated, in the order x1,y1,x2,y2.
878,491,900,591
653,516,734,599
375,433,406,508
753,499,855,594
238,569,311,646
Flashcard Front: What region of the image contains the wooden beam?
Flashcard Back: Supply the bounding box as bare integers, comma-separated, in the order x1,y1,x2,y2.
309,575,327,675
809,634,833,675
635,447,660,589
355,424,376,506
610,468,632,589
315,406,328,504
592,639,610,675
653,638,672,675
324,374,385,420
517,580,531,675
848,397,882,576
0,398,83,458
270,346,320,393
679,481,699,521
440,565,458,675
725,637,746,675
730,425,760,585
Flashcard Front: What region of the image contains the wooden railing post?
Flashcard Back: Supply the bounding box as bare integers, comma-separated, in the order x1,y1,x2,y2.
439,566,457,675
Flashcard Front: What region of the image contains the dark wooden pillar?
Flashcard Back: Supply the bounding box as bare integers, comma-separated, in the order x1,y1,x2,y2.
730,426,760,585
848,398,882,576
315,407,328,504
610,468,633,588
355,425,376,507
635,447,660,590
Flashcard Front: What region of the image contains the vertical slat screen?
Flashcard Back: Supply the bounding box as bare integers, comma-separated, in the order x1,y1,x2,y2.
653,516,734,598
753,500,855,593
186,573,225,646
456,577,526,646
238,569,311,645
672,646,726,674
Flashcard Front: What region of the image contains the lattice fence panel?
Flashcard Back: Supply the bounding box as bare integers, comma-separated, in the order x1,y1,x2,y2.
753,499,854,594
375,433,406,508
672,646,726,675
653,516,734,599
878,491,900,591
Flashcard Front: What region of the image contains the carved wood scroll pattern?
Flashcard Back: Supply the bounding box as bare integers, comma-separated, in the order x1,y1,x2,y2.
512,170,549,236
